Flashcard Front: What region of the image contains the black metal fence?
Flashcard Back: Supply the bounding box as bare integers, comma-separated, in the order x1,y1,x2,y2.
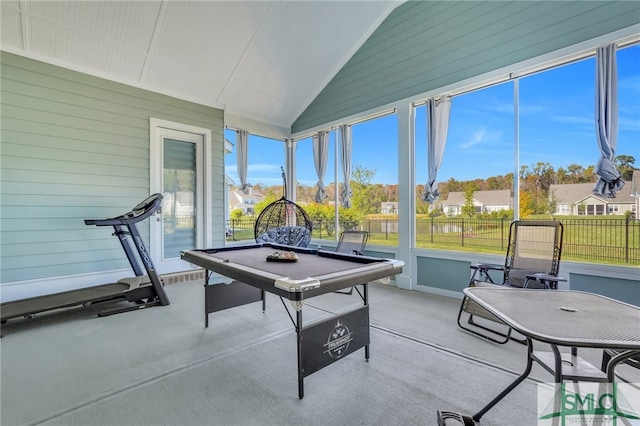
226,217,640,266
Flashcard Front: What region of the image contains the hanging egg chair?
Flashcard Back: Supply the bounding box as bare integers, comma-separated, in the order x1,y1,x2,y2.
254,168,313,247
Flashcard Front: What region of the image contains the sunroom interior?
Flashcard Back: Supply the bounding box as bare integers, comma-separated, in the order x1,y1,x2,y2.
1,1,639,424
2,0,638,303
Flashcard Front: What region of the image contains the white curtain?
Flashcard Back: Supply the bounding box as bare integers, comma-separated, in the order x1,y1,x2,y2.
593,43,623,198
236,130,250,194
313,130,329,203
339,124,352,208
422,96,452,203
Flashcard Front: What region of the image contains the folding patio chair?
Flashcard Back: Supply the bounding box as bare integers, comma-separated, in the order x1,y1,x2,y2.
334,230,369,295
457,220,565,344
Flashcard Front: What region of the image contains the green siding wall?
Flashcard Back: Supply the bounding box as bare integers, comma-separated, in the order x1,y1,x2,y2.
416,257,471,292
570,273,639,306
0,52,224,283
292,1,640,133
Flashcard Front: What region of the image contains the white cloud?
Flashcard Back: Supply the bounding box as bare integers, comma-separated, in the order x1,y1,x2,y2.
460,128,490,149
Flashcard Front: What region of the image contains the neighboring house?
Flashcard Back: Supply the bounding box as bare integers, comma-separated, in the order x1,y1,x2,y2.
441,190,512,216
229,188,264,216
549,182,635,216
631,171,640,219
380,202,398,214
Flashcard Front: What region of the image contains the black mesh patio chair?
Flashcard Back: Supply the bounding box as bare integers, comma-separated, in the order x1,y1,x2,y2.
336,230,368,255
457,220,565,344
334,230,369,295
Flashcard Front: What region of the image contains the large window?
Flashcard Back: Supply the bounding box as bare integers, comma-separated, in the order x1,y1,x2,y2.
295,134,336,202
351,114,398,246
414,43,639,265
224,129,285,240
617,44,640,182
295,114,398,245
415,83,514,223
519,58,595,216
295,133,336,239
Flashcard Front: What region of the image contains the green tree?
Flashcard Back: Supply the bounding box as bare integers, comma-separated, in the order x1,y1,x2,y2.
519,191,535,217
230,208,244,220
546,189,558,216
415,184,431,214
338,207,363,231
305,203,335,235
350,165,379,215
253,193,277,218
614,155,636,181
461,183,477,217
566,164,584,183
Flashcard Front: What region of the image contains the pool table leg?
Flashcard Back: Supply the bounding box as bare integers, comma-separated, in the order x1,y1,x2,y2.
364,283,370,361
296,309,304,399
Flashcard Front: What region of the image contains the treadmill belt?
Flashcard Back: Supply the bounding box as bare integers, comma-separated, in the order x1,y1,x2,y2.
1,283,131,321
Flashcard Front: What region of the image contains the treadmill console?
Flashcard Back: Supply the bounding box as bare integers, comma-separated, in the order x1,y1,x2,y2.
128,193,164,219
85,193,164,225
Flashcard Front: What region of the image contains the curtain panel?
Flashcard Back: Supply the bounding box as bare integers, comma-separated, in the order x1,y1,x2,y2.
236,130,250,194
422,96,452,203
593,43,623,198
313,130,329,203
339,124,353,208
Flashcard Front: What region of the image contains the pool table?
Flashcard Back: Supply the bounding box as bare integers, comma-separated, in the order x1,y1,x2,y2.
181,243,404,398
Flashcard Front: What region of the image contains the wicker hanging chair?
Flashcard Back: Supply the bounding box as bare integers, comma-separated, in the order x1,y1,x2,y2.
254,168,313,247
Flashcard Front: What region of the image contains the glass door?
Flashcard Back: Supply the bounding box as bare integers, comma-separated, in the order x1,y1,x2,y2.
150,119,210,274
162,138,199,263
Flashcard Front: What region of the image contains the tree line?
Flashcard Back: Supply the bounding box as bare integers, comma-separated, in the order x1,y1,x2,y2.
232,155,636,219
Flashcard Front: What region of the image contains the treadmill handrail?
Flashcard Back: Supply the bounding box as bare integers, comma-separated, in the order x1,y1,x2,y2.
84,193,163,226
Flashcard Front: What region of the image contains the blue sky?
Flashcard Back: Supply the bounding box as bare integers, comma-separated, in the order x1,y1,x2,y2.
226,44,639,187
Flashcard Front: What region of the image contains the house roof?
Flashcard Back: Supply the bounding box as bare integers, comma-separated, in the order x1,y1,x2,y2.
0,1,399,130
549,182,636,204
550,183,600,204
444,190,511,206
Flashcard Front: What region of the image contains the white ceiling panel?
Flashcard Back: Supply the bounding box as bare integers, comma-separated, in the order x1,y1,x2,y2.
1,0,401,130
142,1,273,102
0,5,23,48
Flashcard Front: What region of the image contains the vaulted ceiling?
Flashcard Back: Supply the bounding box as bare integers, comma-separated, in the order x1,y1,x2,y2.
1,1,401,129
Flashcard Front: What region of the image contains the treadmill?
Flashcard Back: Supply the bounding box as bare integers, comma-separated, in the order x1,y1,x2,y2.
1,193,170,335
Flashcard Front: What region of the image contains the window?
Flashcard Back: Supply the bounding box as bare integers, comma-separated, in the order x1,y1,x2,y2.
295,134,336,201
351,114,398,246
224,129,285,241
415,82,515,249
294,113,398,246
520,57,595,217
617,44,640,176
294,133,336,240
413,43,639,265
